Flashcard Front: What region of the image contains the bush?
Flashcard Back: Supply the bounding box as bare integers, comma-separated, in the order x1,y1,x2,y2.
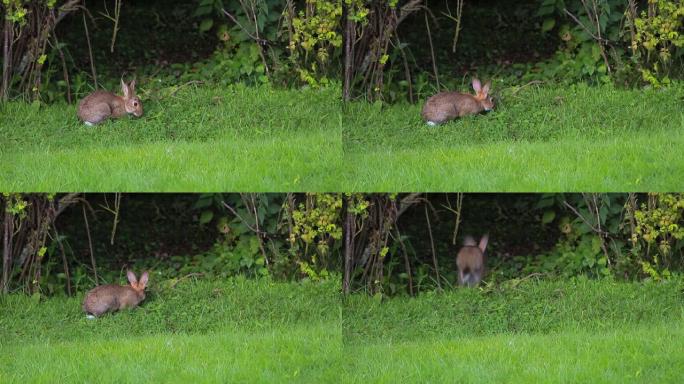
631,0,684,86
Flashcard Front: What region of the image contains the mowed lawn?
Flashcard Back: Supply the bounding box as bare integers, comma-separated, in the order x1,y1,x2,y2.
0,278,341,383
0,85,342,191
2,277,683,383
345,324,684,383
343,83,684,191
342,279,684,383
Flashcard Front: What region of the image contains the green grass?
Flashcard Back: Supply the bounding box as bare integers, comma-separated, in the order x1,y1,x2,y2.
343,278,684,344
0,277,340,343
2,278,683,382
344,324,684,383
5,83,684,191
341,279,684,383
343,83,684,191
2,326,341,383
0,278,342,383
0,85,342,191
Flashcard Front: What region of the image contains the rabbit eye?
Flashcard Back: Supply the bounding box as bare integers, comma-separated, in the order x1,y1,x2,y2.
133,102,138,106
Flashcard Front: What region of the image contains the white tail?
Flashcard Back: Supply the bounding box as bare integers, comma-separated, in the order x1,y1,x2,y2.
461,272,479,287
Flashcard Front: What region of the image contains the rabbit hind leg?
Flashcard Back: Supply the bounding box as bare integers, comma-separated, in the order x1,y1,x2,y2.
84,104,112,125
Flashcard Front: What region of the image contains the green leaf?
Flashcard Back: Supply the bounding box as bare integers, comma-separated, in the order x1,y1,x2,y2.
193,195,214,209
591,236,602,254
542,18,556,33
536,195,556,208
537,4,555,17
199,18,214,33
241,256,253,268
199,210,214,225
194,6,211,17
542,210,556,225
591,44,601,61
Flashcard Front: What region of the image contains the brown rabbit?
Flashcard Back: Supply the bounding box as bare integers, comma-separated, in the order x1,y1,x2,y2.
456,234,488,287
421,78,494,126
83,270,149,318
77,78,143,125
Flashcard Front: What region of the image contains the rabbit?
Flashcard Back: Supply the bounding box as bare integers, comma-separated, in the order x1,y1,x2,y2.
77,78,143,126
83,270,149,319
456,234,488,287
421,78,494,126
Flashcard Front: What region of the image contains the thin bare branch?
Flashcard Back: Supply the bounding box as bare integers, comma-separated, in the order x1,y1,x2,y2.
82,203,98,285
562,200,603,234
424,9,440,90
222,9,270,46
424,204,441,289
343,198,355,295
82,8,98,89
393,225,414,296
222,201,267,235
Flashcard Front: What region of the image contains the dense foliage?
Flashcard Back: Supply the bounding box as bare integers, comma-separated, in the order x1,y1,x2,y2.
0,193,343,295
344,193,684,296
342,0,684,101
2,1,682,102
0,0,346,102
2,193,683,296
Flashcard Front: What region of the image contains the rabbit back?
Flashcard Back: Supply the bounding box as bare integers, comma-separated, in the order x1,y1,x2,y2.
422,92,482,125
77,91,126,125
456,247,484,287
83,284,142,317
456,234,488,287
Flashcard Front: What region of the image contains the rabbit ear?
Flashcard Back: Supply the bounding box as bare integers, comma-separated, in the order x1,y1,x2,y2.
129,79,136,94
139,271,149,288
478,234,489,253
472,78,482,93
121,78,130,98
127,270,138,285
482,81,491,95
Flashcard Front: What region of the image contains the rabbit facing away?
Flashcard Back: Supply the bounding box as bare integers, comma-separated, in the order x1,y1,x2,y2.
83,270,149,318
422,78,494,126
77,79,143,126
456,234,489,287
